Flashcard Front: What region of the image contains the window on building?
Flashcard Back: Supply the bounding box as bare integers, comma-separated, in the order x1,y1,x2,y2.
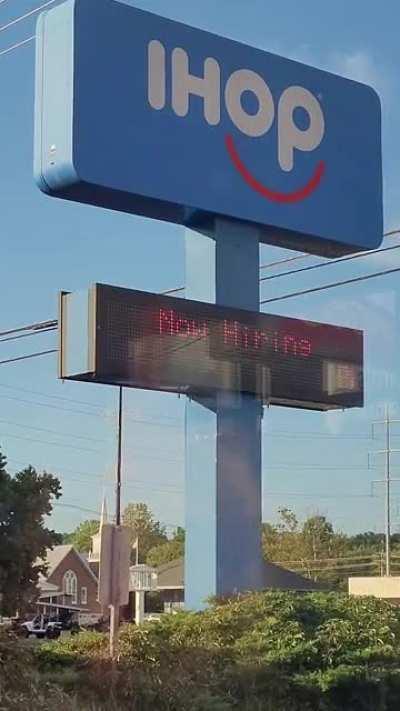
63,570,78,604
81,586,88,606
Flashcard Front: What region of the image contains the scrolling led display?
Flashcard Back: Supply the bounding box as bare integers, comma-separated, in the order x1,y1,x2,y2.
60,284,363,411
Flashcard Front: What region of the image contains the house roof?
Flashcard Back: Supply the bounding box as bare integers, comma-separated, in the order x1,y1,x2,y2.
44,545,75,576
41,545,99,583
157,559,184,589
156,558,326,593
38,577,59,593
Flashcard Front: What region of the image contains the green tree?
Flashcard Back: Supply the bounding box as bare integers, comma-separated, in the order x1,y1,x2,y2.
0,448,62,615
63,519,100,552
262,508,352,588
122,503,167,563
302,514,335,560
262,508,306,564
147,527,185,567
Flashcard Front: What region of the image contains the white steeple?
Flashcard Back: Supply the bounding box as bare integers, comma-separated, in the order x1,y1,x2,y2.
100,496,108,527
89,495,108,561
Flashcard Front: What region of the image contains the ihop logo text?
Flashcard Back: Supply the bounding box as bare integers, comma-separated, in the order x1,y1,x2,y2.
148,41,325,203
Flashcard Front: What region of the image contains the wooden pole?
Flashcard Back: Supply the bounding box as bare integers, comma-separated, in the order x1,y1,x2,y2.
110,387,123,659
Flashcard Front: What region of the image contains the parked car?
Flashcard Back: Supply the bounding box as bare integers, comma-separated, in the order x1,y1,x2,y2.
19,614,62,639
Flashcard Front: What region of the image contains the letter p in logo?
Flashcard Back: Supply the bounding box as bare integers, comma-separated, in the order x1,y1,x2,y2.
278,87,325,172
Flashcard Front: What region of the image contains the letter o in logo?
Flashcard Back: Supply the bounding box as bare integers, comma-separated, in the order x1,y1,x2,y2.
225,69,275,138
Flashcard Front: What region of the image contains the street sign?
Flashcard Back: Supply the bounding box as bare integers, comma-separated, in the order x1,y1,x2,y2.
35,0,382,256
59,284,363,411
98,523,130,608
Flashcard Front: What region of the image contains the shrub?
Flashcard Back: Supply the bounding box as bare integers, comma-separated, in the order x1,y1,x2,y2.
28,592,400,710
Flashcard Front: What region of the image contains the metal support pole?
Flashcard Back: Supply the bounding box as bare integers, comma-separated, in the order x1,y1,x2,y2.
135,590,145,626
385,406,391,576
185,219,264,610
116,386,123,527
109,602,119,659
110,386,123,658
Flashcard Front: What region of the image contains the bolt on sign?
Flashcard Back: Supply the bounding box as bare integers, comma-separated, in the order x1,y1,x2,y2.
35,0,382,257
59,284,364,411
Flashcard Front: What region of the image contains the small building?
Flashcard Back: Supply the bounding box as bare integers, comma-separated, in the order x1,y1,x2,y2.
39,544,102,621
349,576,400,604
156,558,326,612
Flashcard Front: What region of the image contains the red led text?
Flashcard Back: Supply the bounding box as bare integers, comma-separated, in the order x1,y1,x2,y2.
223,320,312,357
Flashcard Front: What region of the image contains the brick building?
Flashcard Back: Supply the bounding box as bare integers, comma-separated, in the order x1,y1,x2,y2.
39,545,102,619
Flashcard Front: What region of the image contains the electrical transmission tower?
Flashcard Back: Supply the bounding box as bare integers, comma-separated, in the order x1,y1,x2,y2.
370,407,400,576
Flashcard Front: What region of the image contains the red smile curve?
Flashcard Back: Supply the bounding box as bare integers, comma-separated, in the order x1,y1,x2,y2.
225,134,325,204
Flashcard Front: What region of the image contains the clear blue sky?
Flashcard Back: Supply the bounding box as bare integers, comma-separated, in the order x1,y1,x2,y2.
1,0,400,542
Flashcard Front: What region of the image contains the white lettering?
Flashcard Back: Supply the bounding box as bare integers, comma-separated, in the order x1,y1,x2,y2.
278,86,325,171
148,42,325,172
225,69,274,138
148,40,166,110
172,47,220,126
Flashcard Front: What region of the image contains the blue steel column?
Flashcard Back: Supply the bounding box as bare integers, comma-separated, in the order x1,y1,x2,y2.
185,218,264,610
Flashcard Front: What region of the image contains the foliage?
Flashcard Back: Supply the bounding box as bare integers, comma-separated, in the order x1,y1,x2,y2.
62,519,100,552
0,447,61,615
0,631,76,710
147,527,185,567
122,502,168,562
262,508,385,589
34,591,400,710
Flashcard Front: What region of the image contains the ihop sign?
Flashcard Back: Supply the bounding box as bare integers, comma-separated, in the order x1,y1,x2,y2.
35,0,383,256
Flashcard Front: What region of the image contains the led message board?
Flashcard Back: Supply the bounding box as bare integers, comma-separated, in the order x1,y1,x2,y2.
59,285,363,411
35,0,382,257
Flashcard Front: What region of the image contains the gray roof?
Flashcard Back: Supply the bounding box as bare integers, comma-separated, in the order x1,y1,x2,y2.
156,558,326,593
43,545,75,576
38,577,59,593
40,545,98,583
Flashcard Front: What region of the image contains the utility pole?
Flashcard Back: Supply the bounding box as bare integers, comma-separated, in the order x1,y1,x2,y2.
370,407,400,577
110,386,123,659
385,406,391,576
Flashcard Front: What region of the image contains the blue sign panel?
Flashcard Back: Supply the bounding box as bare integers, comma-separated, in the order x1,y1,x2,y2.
35,0,383,256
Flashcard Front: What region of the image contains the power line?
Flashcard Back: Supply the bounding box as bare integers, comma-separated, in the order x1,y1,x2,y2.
260,234,400,284
2,228,400,342
0,381,107,410
268,430,371,440
260,254,309,271
274,554,382,565
0,34,34,57
55,502,102,517
0,417,107,444
0,349,57,365
0,389,182,428
0,319,56,338
8,457,184,492
0,327,56,344
0,0,58,34
260,264,400,306
289,560,379,573
0,430,100,453
0,392,107,417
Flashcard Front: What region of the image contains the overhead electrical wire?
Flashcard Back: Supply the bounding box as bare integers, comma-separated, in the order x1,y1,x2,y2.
0,327,56,344
3,230,400,347
260,263,400,306
0,34,34,57
0,430,100,453
0,381,111,409
0,417,107,443
0,349,57,365
260,233,400,284
0,0,58,34
0,319,56,338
